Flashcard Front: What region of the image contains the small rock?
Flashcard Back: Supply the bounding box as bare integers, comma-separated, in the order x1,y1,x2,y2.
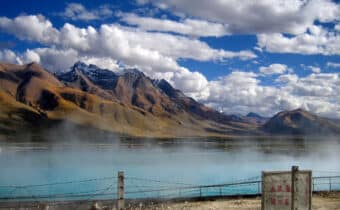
90,202,102,210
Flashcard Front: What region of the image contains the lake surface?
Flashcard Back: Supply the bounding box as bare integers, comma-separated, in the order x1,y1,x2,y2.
0,137,340,200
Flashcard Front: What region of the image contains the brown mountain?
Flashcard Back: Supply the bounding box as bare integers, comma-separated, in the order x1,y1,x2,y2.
0,62,259,138
1,61,338,138
56,62,258,130
262,108,340,135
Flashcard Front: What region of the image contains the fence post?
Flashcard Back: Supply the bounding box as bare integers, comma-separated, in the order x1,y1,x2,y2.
117,171,125,210
261,171,264,210
291,166,299,210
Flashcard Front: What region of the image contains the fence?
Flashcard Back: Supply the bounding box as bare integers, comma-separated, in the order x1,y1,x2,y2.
0,172,340,208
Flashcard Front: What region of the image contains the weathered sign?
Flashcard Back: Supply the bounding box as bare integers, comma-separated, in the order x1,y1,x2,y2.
262,167,312,210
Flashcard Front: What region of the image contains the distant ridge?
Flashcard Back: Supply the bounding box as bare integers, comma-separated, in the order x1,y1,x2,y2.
246,112,268,124
262,108,340,135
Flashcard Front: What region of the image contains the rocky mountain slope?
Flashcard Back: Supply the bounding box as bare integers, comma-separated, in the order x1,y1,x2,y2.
263,108,340,135
0,62,259,138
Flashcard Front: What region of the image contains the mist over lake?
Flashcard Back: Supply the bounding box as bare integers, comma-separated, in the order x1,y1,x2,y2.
1,137,340,199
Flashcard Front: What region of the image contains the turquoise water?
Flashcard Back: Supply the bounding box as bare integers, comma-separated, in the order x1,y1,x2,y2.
0,138,340,200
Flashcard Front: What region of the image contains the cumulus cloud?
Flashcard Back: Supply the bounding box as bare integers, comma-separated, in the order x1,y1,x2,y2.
275,74,299,83
0,15,59,44
203,71,340,118
119,12,228,37
136,0,340,56
90,24,256,62
257,25,340,55
205,71,280,115
81,57,120,71
0,15,220,97
0,49,21,64
30,48,79,71
259,63,288,75
172,68,209,99
59,3,113,21
0,48,79,70
306,65,321,73
0,14,257,98
137,0,340,35
0,15,256,64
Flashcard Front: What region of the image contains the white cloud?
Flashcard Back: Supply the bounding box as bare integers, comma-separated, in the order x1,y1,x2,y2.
22,49,41,63
0,14,257,98
0,15,59,44
205,71,280,115
1,12,339,118
0,48,120,72
172,68,209,99
88,24,255,62
137,0,340,35
81,57,120,71
24,48,79,71
327,62,340,68
283,73,338,100
0,15,256,65
307,65,321,73
59,3,113,21
257,25,340,55
0,15,218,98
259,63,288,75
119,13,228,37
336,23,340,31
0,49,21,64
275,74,299,83
203,71,340,118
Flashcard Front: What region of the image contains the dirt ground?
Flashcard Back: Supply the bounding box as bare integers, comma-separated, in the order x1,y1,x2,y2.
1,192,340,210
135,192,340,210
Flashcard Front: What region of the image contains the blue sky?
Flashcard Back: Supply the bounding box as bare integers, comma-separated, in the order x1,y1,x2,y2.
0,0,339,118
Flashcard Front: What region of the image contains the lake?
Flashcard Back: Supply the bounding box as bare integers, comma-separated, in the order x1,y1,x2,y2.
0,137,340,200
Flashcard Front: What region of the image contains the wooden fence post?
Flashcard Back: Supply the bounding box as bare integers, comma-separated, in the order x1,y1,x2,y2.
117,171,125,210
261,171,264,210
291,166,299,210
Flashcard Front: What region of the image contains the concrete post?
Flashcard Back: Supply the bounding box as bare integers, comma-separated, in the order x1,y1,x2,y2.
291,166,299,210
117,171,125,210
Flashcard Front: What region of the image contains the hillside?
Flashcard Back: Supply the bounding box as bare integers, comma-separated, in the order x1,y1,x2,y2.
262,108,340,135
0,62,259,138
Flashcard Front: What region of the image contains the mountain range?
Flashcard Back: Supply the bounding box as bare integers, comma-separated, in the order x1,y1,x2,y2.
0,61,339,139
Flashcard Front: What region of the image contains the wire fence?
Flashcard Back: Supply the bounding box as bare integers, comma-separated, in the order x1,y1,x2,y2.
0,172,340,207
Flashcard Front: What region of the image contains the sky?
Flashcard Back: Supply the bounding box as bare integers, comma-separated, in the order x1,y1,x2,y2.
0,0,339,118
